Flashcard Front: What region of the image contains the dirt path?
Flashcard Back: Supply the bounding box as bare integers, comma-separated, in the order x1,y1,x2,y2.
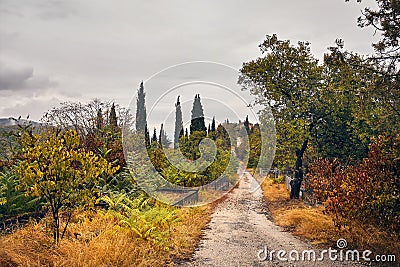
180,171,360,267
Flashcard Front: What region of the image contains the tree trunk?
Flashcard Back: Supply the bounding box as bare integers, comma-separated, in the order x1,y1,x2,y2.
290,138,308,199
61,211,73,240
53,213,60,244
51,206,60,244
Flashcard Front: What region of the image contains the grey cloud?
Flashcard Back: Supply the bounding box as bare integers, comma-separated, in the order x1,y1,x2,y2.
0,0,76,19
35,0,77,20
0,0,379,121
0,62,57,91
0,96,62,120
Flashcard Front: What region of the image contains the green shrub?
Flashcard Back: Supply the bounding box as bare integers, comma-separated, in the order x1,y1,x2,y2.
0,170,42,218
101,193,180,249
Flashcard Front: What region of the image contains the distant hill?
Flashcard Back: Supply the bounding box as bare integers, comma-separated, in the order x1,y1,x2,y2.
0,118,41,159
0,118,41,128
0,118,17,127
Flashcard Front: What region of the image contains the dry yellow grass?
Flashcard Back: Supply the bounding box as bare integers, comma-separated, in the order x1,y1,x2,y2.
0,206,211,267
261,177,400,258
273,206,336,245
261,177,337,245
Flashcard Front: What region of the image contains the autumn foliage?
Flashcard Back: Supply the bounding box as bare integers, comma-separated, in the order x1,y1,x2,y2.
307,135,400,234
13,129,118,243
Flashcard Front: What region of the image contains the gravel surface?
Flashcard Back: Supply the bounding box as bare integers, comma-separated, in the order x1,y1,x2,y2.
179,171,365,267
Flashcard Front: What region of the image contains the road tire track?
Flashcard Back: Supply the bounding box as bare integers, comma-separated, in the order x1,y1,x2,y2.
180,172,362,267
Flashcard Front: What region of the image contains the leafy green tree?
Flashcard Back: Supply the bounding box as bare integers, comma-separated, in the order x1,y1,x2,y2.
315,51,375,160
247,124,262,169
204,149,237,185
240,33,397,200
136,81,147,132
239,34,323,198
13,129,118,243
239,33,385,198
347,0,399,74
341,0,399,135
186,131,206,160
174,96,184,149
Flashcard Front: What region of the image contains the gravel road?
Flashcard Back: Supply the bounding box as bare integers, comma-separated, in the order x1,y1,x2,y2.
179,171,364,267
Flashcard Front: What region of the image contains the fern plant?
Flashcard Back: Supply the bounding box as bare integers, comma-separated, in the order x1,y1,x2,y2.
101,193,179,249
0,170,42,218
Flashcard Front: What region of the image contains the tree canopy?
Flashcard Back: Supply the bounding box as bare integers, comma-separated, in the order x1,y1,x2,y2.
13,129,118,243
190,94,207,134
238,34,384,198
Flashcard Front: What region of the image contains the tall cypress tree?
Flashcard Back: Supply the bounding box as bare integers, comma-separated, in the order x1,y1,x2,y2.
244,115,250,134
136,81,147,132
174,96,183,149
209,116,216,140
190,94,207,134
159,124,163,147
96,108,104,131
144,125,150,148
159,123,171,148
109,103,118,128
211,116,216,132
152,128,158,143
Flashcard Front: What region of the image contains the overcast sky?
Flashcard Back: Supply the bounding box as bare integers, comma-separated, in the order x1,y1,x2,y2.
0,0,379,134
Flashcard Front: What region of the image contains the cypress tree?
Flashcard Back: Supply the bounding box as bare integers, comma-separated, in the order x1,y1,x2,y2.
159,124,163,147
96,108,103,131
244,115,250,134
144,125,150,148
152,128,158,143
208,116,216,140
159,123,171,148
215,124,231,150
109,103,118,128
190,94,207,134
174,96,183,149
136,81,147,132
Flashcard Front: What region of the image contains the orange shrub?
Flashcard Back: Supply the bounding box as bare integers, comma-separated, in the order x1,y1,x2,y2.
307,135,400,234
